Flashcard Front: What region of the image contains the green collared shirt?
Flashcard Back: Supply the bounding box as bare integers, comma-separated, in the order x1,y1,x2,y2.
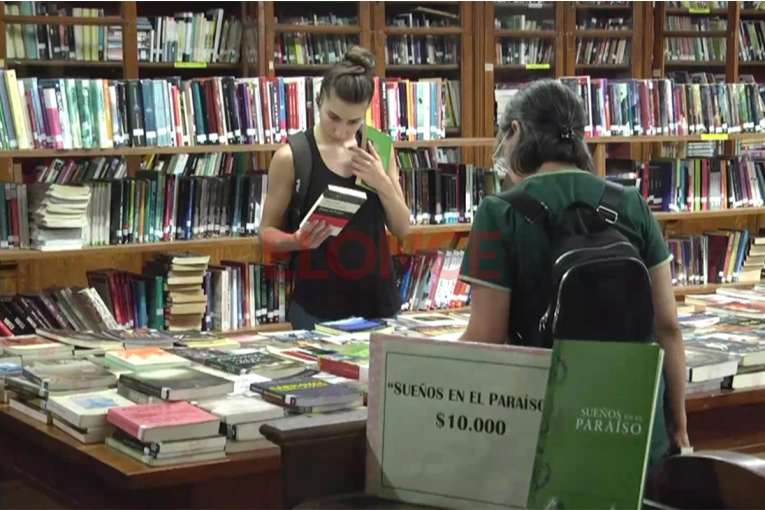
458,169,673,464
459,169,672,294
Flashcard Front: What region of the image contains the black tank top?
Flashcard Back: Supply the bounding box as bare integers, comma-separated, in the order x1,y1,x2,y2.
290,129,402,320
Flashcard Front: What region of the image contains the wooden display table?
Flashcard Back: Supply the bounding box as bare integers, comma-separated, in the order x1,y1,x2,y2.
686,387,765,454
261,387,765,509
0,405,283,509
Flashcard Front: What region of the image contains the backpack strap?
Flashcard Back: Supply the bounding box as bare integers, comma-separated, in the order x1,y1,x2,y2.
499,190,553,228
286,132,313,233
596,180,625,225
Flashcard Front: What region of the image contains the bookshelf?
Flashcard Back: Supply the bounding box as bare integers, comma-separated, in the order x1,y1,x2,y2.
0,1,763,307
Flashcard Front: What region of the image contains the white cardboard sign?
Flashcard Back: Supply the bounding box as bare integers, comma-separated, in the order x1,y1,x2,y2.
365,334,552,509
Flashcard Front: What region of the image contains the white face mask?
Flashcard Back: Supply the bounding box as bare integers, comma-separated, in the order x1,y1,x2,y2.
493,130,510,177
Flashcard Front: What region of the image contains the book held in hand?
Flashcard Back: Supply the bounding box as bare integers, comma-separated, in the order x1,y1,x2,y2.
299,185,367,236
356,126,394,192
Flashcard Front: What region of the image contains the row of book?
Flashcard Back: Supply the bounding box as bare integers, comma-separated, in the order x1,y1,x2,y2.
21,173,264,251
563,73,765,139
13,151,493,250
4,5,244,65
85,257,291,334
667,0,765,11
0,73,462,152
0,247,473,335
496,74,765,140
667,231,764,288
576,37,631,67
496,40,554,67
639,156,765,213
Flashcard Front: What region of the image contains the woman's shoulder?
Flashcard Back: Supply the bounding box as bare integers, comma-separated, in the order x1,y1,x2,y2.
614,184,654,223
470,195,517,237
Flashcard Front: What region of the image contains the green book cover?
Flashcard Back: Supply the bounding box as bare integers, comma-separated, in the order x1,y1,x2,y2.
528,340,664,510
356,126,393,192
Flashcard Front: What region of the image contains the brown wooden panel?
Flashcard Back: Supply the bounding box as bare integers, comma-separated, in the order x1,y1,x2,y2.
17,244,262,292
661,214,764,238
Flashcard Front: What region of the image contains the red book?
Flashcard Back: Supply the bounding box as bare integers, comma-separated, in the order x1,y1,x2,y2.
106,401,220,443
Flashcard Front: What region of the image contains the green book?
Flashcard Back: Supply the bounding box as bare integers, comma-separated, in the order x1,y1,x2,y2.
527,340,664,510
356,125,393,192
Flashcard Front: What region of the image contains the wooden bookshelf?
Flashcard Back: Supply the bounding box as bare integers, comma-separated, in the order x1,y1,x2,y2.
0,1,762,301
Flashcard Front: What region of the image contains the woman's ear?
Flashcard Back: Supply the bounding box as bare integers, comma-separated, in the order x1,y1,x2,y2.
511,120,521,134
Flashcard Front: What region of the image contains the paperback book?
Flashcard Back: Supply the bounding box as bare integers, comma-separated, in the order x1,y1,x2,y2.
527,340,664,510
299,184,368,237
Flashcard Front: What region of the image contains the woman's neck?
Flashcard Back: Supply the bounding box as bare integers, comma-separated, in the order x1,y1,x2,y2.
536,162,580,174
313,124,356,148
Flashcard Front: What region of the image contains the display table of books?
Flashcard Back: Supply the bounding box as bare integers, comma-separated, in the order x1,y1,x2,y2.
4,299,765,508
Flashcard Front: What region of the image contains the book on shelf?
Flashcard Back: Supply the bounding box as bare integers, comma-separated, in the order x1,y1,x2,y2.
5,3,243,64
0,74,460,152
495,75,765,140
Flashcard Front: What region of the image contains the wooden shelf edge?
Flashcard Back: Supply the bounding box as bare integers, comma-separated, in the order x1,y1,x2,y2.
0,236,260,262
674,282,760,297
7,132,765,158
655,207,765,221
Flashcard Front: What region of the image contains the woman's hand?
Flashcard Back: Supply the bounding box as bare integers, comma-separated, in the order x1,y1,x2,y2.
293,221,333,250
671,427,691,450
350,142,389,191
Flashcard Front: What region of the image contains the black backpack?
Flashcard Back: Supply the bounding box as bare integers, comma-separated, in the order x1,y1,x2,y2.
499,180,655,348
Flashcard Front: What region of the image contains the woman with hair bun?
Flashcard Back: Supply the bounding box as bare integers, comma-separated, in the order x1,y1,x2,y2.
258,47,410,330
457,79,689,465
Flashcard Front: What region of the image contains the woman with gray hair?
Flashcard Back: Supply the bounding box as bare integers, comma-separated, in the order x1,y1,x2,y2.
457,79,689,465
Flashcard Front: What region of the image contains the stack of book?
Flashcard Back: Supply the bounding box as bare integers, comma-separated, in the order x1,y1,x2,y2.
27,183,89,252
5,357,117,427
46,388,135,443
143,252,211,331
106,401,226,467
195,393,285,454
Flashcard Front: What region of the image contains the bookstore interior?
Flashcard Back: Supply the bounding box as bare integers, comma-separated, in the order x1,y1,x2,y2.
6,0,765,509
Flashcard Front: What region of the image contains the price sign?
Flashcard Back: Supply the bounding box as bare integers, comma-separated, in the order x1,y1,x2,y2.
365,334,551,510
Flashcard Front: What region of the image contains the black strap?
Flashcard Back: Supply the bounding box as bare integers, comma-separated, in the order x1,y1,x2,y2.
597,180,625,225
286,132,313,233
498,190,552,228
285,129,366,233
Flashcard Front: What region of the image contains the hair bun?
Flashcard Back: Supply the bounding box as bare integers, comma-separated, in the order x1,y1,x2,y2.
343,47,376,73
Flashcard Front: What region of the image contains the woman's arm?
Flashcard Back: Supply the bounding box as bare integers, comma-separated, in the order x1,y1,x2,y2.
258,145,331,254
634,190,688,447
377,156,412,239
456,197,514,344
650,263,689,445
460,285,510,344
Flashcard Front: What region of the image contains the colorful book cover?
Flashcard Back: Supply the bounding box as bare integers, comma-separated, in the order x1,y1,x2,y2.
527,340,664,510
